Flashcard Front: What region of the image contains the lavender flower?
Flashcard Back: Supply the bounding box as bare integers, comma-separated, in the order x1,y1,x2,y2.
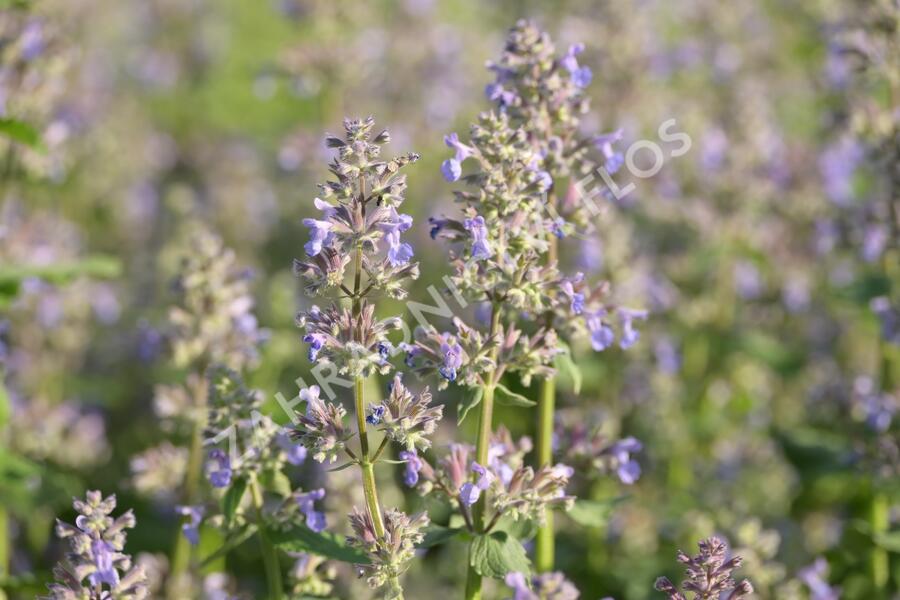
347,508,429,596
441,132,474,182
291,385,352,464
168,226,266,370
176,505,205,546
440,335,464,381
370,375,443,450
608,437,643,484
505,571,581,600
798,558,840,600
654,537,753,600
205,449,233,488
44,491,148,599
399,449,423,486
295,488,327,533
463,215,492,260
561,43,592,88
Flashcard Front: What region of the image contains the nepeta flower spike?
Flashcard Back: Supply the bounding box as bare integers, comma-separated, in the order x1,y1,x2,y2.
44,491,148,600
292,117,425,598
654,537,754,600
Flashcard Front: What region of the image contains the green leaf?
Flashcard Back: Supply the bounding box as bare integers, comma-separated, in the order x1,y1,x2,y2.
0,118,42,150
457,387,483,425
494,383,536,407
554,350,582,394
327,461,357,472
469,530,531,579
565,497,627,529
270,525,370,564
199,524,257,567
0,255,122,289
418,525,463,549
222,477,247,525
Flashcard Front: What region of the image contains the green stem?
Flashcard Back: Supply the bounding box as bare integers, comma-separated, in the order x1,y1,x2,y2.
534,375,556,572
168,375,207,598
250,476,284,599
869,491,889,590
534,193,559,573
0,505,7,600
464,303,502,600
356,376,385,535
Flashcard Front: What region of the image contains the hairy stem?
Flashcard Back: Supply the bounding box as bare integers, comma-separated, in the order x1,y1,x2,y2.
535,197,559,572
356,376,385,535
534,375,556,572
249,476,284,600
464,302,502,600
168,375,207,598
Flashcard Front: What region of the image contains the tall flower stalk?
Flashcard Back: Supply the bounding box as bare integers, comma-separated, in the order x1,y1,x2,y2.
294,117,432,599
475,20,642,574
129,227,265,597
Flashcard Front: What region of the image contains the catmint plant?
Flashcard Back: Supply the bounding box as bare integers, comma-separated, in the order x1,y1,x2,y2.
43,491,148,600
191,366,324,599
475,19,646,573
129,225,266,596
654,537,753,600
292,117,435,599
403,21,641,597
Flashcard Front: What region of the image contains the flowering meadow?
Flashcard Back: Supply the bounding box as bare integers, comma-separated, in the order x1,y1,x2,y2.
0,1,898,599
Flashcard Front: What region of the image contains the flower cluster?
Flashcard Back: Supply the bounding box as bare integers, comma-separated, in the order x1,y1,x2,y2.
168,225,266,370
293,116,419,310
298,302,401,378
366,375,443,451
654,537,754,600
410,428,573,528
291,384,352,464
556,419,644,485
346,507,429,597
483,19,619,188
44,491,148,600
204,365,307,481
504,571,581,600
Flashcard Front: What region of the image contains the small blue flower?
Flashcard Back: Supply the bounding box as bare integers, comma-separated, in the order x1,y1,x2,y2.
439,336,463,381
560,275,585,315
592,130,624,174
88,539,119,587
176,504,205,546
586,310,614,351
302,333,326,362
561,43,592,88
381,209,415,266
617,308,648,349
399,449,423,487
485,82,517,107
276,433,307,466
463,215,492,260
505,572,532,600
441,158,462,182
609,437,643,485
295,489,327,532
302,218,333,256
471,461,494,490
459,482,480,506
377,341,393,363
550,217,567,239
366,404,386,425
206,449,232,488
441,133,473,181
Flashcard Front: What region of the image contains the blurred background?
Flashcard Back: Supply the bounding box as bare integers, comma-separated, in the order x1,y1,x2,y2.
0,0,898,598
